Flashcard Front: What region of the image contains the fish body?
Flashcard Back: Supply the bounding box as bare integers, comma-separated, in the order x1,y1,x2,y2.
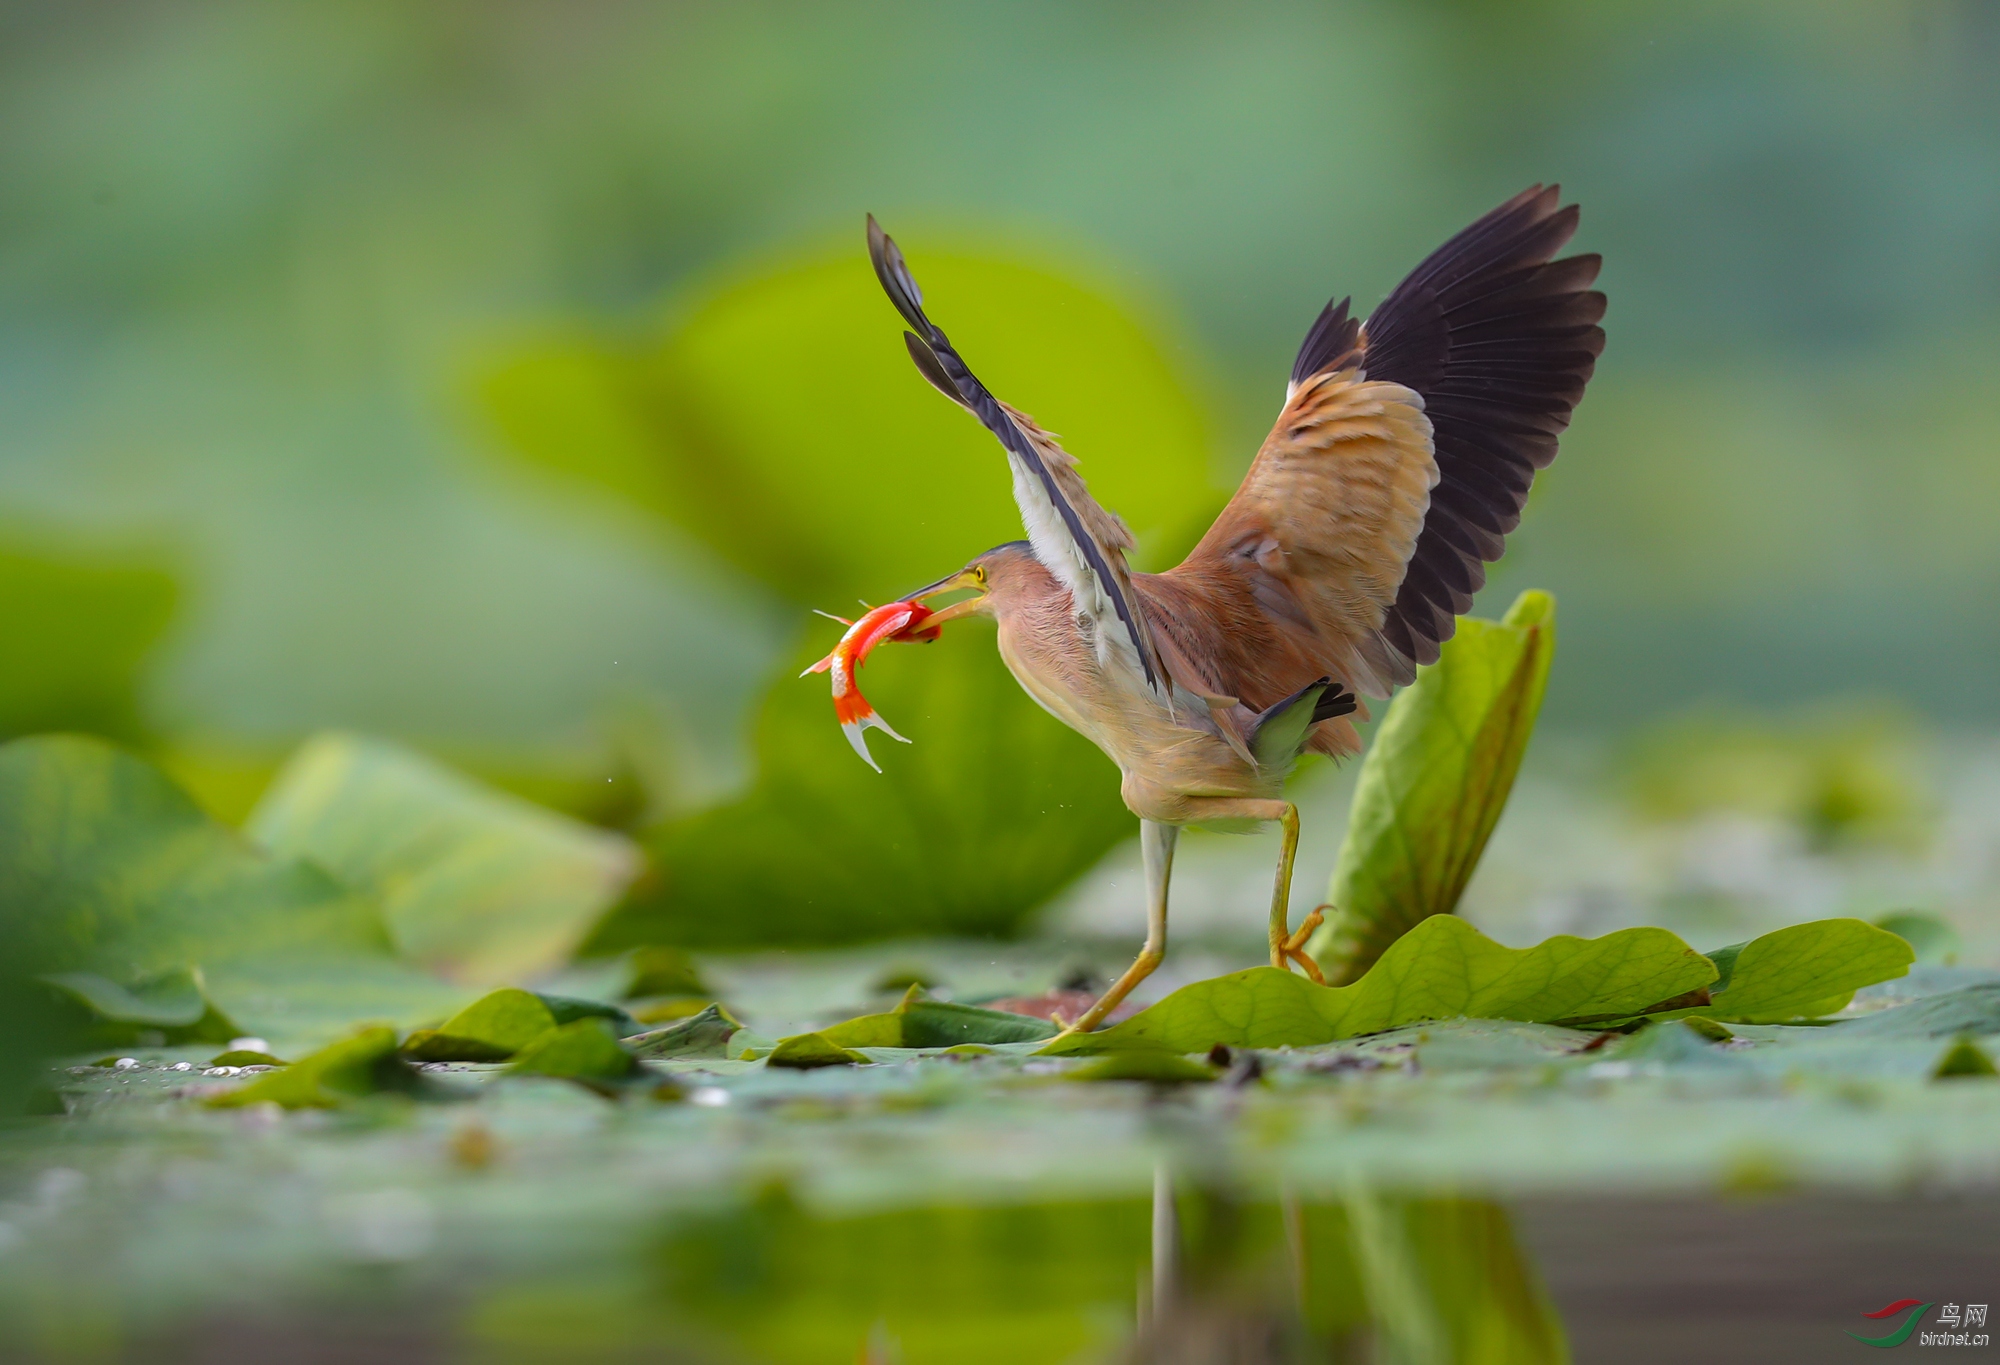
801,600,939,770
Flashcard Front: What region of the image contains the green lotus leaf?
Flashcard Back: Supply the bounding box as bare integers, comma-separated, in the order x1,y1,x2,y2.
504,1018,645,1096
628,1004,743,1061
484,244,1216,606
403,988,561,1062
0,736,468,1052
815,987,1059,1051
38,966,216,1030
1042,915,1714,1055
620,946,709,999
765,1033,869,1069
590,630,1136,948
249,733,641,986
1872,911,1962,966
207,1027,424,1109
0,537,176,746
1701,918,1913,1022
1313,591,1556,983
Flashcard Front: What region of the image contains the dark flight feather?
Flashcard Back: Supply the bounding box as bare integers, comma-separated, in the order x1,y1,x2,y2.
1289,297,1360,389
1354,184,1605,670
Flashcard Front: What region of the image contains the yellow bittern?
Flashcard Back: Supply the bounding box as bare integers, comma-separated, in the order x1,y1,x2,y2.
865,186,1604,1033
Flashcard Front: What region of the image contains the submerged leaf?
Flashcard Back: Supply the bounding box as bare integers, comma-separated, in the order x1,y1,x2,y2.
1837,983,2000,1040
1932,1035,1997,1079
1603,1019,1740,1067
0,736,467,1051
1313,592,1556,984
1064,1051,1217,1083
249,733,640,986
1042,916,1714,1055
208,1027,424,1109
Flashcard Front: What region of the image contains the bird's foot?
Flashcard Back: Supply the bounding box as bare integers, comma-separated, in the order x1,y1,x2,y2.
1279,907,1327,984
1049,1018,1096,1044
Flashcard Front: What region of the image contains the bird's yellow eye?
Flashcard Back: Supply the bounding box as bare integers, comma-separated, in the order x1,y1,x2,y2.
973,566,987,585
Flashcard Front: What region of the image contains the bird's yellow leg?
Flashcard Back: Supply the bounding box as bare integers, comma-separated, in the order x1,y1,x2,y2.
1265,801,1303,972
1176,798,1323,978
1060,820,1178,1037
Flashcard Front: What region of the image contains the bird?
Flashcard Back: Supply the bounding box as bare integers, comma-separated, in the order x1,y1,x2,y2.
864,186,1604,1034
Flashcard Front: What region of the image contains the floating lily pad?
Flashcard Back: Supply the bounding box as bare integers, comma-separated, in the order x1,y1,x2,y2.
1043,916,1715,1055
817,988,1059,1051
766,1033,870,1069
207,1027,427,1109
1701,919,1914,1022
628,1004,743,1061
504,1019,646,1096
403,988,561,1062
1838,984,2000,1040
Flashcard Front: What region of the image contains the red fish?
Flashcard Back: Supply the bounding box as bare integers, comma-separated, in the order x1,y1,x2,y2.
801,600,940,771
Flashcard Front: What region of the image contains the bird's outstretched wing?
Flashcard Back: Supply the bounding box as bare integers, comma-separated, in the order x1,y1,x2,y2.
867,216,1167,693
1143,185,1603,731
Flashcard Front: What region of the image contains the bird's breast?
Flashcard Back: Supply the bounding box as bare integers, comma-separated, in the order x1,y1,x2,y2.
994,608,1273,821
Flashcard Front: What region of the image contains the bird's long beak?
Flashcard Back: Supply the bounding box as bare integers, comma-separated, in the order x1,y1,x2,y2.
908,567,987,627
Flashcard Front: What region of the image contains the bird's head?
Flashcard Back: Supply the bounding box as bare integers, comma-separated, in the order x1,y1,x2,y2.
905,540,1040,626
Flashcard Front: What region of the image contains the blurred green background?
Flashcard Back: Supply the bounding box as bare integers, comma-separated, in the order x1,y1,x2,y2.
5,0,1998,951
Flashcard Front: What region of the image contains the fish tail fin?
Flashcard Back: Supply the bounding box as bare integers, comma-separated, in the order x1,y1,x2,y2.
836,694,911,772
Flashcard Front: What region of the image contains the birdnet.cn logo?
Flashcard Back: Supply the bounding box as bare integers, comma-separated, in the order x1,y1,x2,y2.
1844,1300,1990,1349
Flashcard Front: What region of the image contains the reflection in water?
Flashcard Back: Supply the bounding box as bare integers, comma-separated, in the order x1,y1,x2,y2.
1124,1176,1565,1365
651,1174,1566,1364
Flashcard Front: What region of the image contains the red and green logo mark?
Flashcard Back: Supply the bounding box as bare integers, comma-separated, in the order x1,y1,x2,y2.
1846,1300,1933,1348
